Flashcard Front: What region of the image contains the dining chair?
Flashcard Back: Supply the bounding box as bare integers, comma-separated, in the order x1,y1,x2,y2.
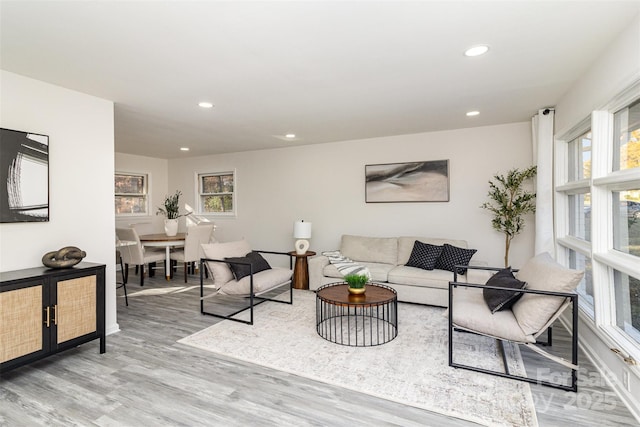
116,227,166,286
170,224,215,282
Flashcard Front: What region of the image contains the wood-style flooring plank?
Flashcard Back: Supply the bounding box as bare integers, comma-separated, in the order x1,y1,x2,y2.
1,268,637,426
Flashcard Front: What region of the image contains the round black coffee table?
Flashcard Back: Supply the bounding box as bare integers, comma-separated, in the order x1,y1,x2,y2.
316,282,398,346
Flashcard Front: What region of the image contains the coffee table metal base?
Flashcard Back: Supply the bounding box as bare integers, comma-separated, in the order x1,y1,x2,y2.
316,283,398,347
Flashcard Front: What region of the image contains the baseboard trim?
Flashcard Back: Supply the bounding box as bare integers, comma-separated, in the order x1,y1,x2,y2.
558,314,640,423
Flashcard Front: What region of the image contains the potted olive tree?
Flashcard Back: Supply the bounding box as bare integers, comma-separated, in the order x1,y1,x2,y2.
156,190,191,236
480,166,537,267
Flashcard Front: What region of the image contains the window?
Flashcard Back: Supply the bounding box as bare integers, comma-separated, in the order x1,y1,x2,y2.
115,173,148,215
568,130,592,180
570,249,594,313
198,171,235,215
613,189,640,256
556,89,640,358
569,192,591,241
614,269,640,343
613,99,640,172
557,126,594,316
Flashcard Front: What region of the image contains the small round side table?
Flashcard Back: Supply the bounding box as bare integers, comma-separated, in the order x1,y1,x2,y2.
288,250,316,290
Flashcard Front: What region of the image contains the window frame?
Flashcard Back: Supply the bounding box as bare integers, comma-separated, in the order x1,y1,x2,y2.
115,171,150,217
555,81,640,361
195,170,237,217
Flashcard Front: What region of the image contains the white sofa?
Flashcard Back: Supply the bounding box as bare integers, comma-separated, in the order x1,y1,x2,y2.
308,235,486,307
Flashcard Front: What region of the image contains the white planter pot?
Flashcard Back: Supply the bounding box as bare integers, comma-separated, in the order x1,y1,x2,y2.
164,219,179,236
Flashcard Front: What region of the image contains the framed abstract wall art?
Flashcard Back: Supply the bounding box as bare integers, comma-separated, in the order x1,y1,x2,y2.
365,160,449,203
1,128,50,222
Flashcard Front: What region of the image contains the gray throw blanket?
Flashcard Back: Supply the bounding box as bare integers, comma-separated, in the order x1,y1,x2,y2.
322,250,371,279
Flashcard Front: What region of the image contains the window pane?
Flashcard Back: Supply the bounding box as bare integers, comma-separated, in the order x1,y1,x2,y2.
202,176,221,193
198,171,235,215
115,174,145,195
614,99,640,172
221,174,234,192
115,173,147,215
568,131,592,180
570,250,593,314
569,193,591,241
613,190,640,257
115,196,147,214
201,195,233,213
614,269,640,344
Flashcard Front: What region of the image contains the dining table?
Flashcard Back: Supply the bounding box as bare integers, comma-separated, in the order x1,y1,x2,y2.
138,233,186,280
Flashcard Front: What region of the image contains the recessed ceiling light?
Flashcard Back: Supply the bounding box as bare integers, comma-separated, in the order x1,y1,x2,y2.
180,147,190,151
466,111,480,117
464,45,489,57
198,102,214,108
285,134,296,139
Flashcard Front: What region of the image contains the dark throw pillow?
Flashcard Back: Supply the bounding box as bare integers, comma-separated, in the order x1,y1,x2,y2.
434,243,477,275
405,241,443,270
483,267,527,314
225,251,271,281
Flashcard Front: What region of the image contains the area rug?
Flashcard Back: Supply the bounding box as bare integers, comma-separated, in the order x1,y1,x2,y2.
178,290,538,427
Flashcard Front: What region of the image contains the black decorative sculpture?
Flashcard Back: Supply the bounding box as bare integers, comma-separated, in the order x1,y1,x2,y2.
42,246,86,269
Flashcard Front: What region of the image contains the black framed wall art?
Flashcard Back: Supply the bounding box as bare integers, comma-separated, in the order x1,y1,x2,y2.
365,160,449,203
1,128,50,222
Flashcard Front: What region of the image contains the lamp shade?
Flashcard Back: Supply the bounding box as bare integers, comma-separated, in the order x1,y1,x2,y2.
293,220,312,239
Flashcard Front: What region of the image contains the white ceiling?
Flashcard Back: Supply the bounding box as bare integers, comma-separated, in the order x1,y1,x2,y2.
2,1,639,159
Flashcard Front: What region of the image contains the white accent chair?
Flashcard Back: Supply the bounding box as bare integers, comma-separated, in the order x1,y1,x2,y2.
116,228,166,286
170,224,215,282
448,252,583,391
199,239,294,325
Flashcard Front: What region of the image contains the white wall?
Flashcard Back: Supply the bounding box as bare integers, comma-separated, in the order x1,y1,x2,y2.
168,122,535,268
554,14,640,420
115,152,168,235
0,71,118,335
555,14,640,135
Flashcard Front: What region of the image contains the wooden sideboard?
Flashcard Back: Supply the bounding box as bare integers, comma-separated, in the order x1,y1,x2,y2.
0,262,106,374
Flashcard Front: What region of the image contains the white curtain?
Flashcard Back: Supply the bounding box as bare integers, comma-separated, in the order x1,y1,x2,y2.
532,109,555,256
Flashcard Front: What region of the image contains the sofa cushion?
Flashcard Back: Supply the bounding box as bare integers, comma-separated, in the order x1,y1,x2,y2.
452,287,534,343
512,252,583,335
323,262,394,282
388,265,455,289
219,267,292,295
201,240,252,285
435,243,477,275
341,235,398,265
225,251,271,281
483,268,526,313
405,241,443,270
397,237,468,265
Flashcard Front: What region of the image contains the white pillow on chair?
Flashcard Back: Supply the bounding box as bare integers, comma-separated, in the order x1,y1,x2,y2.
511,252,583,335
201,240,251,286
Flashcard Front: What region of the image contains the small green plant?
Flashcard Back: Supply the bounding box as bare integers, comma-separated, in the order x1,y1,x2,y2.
344,274,368,289
156,190,191,220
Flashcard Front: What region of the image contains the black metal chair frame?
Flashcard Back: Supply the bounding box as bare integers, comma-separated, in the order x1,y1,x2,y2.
199,250,293,325
449,265,579,392
116,250,128,306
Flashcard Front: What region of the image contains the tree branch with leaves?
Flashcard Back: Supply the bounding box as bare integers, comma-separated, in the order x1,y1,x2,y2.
480,166,537,267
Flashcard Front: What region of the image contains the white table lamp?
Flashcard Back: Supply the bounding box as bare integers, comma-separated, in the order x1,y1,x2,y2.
293,220,312,255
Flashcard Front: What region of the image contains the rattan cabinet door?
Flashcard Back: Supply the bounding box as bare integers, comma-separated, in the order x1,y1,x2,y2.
0,284,46,364
55,275,97,344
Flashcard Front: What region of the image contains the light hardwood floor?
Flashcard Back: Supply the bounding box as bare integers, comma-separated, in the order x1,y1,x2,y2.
0,268,638,426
